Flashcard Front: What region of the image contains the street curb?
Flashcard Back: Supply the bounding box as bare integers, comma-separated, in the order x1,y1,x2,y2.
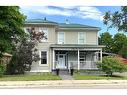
0,80,127,86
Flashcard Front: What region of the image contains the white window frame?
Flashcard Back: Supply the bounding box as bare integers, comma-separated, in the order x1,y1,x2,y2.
78,32,86,44
58,32,65,44
39,28,48,42
39,50,48,66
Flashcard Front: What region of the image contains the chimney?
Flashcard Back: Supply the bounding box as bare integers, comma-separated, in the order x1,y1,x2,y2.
65,19,70,24
44,17,47,21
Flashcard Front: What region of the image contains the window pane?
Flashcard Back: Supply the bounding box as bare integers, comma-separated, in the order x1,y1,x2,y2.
25,27,31,33
79,33,84,38
80,59,85,61
79,32,85,44
59,55,63,58
41,51,47,64
58,32,64,44
79,39,84,43
39,28,48,42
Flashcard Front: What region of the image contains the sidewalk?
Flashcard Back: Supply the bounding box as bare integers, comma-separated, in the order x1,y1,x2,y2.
1,80,127,88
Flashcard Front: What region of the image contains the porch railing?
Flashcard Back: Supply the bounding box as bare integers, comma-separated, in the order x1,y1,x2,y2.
53,61,98,70
68,61,98,70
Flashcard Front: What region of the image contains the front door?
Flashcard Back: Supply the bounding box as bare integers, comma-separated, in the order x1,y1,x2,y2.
58,54,66,69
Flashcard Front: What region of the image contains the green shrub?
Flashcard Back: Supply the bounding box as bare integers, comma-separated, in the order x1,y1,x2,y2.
97,56,127,76
0,63,6,77
6,53,25,75
119,42,127,58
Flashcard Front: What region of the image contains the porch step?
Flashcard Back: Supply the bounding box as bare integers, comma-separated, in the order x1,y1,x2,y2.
59,70,74,80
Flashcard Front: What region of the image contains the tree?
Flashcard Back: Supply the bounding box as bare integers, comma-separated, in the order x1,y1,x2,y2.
6,39,39,74
103,6,127,32
0,63,6,77
112,33,127,54
99,32,127,55
99,32,113,53
0,6,26,58
97,56,127,76
6,28,45,74
119,42,127,58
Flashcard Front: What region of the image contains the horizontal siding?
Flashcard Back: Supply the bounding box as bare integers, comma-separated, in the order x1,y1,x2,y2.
56,30,98,45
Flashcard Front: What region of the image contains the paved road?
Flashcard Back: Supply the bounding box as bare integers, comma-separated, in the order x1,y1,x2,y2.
0,84,127,89
1,84,127,89
1,80,127,89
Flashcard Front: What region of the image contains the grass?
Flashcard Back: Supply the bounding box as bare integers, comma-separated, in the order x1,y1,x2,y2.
73,74,127,80
73,71,127,80
0,73,61,81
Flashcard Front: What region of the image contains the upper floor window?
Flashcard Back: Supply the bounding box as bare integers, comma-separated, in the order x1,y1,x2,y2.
24,27,48,42
58,32,65,44
78,32,85,44
39,28,48,42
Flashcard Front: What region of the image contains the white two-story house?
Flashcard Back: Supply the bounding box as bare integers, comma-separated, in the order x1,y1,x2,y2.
24,19,104,72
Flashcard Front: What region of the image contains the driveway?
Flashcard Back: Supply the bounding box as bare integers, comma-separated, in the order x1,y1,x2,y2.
114,72,127,77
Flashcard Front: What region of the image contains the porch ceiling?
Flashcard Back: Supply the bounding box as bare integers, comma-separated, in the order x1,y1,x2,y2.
50,44,105,48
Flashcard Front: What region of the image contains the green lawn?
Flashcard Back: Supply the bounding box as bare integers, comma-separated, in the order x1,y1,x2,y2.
0,73,61,81
73,73,127,80
73,70,127,80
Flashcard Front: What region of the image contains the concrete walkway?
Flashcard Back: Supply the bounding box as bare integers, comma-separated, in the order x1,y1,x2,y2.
59,74,73,80
59,70,73,80
1,80,127,89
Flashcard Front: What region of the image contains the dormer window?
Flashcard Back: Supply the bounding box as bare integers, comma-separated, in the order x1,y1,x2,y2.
58,32,65,44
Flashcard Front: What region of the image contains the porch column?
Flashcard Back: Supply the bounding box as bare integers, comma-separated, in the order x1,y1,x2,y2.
53,49,55,70
78,50,80,70
100,49,102,62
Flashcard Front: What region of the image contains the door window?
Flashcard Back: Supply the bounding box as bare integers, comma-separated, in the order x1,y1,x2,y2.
59,55,63,58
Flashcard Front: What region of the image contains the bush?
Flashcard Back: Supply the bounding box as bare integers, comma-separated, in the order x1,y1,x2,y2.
0,63,6,77
97,56,127,76
6,53,25,75
119,42,127,58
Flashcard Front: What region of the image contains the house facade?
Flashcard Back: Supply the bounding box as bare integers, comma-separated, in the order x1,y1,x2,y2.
24,19,104,72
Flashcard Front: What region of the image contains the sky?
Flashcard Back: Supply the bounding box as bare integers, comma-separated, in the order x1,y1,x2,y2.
20,6,121,36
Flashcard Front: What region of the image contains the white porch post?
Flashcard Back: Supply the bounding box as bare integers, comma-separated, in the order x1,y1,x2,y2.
100,49,102,62
53,49,55,70
78,50,80,70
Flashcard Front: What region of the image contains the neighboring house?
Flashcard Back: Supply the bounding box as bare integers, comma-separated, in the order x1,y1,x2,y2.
24,19,104,72
102,52,116,57
0,53,12,64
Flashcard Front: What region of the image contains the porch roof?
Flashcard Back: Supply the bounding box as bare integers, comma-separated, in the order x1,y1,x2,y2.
50,44,105,48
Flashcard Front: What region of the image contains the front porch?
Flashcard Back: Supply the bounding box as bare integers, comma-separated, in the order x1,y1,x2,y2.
51,44,103,71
